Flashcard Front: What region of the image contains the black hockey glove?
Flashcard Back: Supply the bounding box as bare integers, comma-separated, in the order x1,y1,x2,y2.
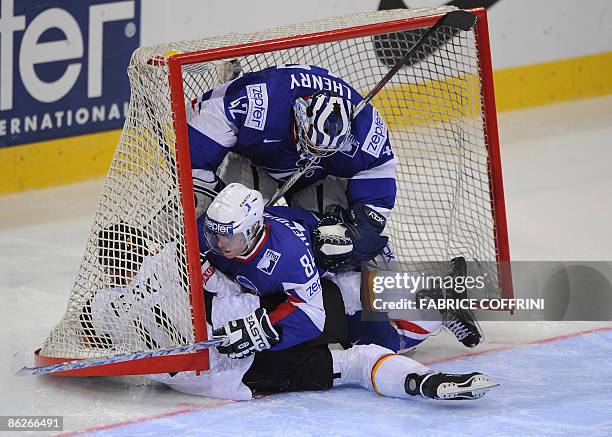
312,204,389,272
212,308,280,359
312,205,356,272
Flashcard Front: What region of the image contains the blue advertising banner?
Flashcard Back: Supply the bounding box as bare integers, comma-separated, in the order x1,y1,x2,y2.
0,0,140,147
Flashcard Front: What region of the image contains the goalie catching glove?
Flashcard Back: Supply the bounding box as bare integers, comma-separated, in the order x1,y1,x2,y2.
312,204,389,272
212,308,280,359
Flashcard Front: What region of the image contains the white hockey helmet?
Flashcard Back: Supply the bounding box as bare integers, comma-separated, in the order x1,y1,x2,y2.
293,90,353,158
203,183,264,257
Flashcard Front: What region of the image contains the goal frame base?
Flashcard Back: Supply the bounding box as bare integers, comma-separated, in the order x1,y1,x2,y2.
33,348,209,377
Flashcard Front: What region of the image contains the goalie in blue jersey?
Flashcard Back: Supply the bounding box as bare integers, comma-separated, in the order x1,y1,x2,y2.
188,64,396,273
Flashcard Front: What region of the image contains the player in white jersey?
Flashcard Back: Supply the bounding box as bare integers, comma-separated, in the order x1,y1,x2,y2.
154,258,497,402
80,223,193,352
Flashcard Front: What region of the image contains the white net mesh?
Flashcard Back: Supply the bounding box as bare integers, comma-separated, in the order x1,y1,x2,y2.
41,7,506,363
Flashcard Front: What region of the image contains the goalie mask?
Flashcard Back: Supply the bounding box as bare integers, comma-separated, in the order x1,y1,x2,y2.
293,90,353,158
204,183,264,258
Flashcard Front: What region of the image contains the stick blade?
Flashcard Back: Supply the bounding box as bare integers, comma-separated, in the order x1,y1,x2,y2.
440,10,478,31
14,366,35,377
10,348,34,375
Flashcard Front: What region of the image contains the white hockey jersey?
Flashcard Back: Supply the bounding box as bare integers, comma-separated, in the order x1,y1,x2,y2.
90,243,261,400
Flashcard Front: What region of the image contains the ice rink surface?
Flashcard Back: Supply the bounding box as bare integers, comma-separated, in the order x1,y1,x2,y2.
1,95,611,436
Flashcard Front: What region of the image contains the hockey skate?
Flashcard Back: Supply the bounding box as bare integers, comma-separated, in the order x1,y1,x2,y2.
405,372,498,400
417,257,483,348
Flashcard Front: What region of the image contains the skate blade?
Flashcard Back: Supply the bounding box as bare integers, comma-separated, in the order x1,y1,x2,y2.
438,375,498,400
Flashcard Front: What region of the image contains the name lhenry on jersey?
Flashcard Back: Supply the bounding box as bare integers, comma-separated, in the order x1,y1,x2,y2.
245,83,268,130
289,72,352,99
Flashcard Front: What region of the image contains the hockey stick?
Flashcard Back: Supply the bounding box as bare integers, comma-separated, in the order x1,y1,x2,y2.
353,10,476,116
266,9,477,207
14,337,227,376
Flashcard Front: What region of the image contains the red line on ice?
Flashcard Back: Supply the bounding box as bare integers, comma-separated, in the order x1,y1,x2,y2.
56,400,231,437
422,325,612,366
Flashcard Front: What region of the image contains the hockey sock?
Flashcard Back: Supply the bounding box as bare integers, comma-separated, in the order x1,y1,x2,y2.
330,344,430,399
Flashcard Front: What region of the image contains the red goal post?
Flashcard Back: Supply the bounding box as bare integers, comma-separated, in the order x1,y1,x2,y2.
36,6,512,376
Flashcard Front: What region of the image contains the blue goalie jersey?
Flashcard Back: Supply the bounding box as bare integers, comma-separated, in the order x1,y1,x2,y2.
198,206,324,351
188,64,397,216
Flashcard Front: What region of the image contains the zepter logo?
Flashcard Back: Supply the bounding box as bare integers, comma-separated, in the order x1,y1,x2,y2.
0,0,140,146
205,218,234,236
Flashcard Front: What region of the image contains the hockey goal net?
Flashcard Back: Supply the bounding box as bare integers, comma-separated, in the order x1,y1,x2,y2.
37,6,511,375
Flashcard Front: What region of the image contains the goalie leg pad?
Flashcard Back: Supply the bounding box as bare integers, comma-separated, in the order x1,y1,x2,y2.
217,153,278,202
329,271,362,315
193,168,225,218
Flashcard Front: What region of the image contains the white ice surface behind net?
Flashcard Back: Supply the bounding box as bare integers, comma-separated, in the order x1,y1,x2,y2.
1,95,612,435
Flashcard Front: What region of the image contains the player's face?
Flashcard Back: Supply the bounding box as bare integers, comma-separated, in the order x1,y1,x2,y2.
215,233,247,259
104,264,137,287
105,266,138,286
